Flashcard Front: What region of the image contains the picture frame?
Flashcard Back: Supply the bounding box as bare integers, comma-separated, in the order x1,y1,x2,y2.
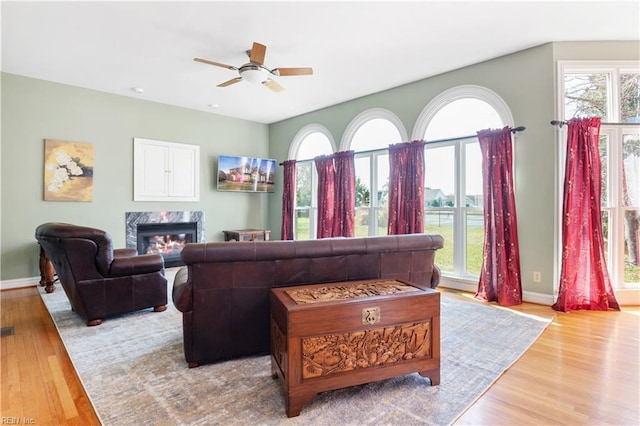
43,139,94,201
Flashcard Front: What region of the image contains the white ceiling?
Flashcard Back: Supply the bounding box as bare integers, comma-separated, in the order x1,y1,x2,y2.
2,1,639,124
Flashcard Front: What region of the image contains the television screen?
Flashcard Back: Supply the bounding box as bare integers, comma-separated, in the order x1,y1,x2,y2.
217,155,277,193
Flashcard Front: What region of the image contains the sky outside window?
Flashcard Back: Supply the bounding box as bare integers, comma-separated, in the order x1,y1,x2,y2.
425,99,503,196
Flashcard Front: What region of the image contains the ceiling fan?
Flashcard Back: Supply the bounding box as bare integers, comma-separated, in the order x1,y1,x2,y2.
194,42,313,92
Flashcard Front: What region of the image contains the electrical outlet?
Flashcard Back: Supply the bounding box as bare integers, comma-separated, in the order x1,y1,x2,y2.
533,271,541,283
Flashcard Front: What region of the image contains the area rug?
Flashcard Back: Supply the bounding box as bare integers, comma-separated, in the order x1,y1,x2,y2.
40,273,551,426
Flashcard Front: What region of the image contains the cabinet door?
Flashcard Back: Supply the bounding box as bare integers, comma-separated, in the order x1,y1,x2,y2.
134,141,169,200
168,145,199,199
134,138,200,201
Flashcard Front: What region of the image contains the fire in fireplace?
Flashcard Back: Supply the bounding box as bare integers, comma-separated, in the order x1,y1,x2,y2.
136,222,197,267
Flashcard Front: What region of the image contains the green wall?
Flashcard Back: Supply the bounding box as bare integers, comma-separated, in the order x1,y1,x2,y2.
1,73,270,281
3,41,638,291
268,41,640,296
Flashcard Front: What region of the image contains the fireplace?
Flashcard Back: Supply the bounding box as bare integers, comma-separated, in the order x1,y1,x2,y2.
126,211,205,268
136,222,197,267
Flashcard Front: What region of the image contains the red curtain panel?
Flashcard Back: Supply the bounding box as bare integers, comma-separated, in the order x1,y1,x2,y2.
314,154,336,239
475,127,523,306
553,117,620,312
280,160,296,240
387,140,425,235
332,151,356,237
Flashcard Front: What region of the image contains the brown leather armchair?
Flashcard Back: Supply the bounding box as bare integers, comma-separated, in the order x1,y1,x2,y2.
35,222,168,326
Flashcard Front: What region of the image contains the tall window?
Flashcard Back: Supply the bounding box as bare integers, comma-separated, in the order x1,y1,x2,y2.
414,86,512,279
342,109,407,236
560,62,640,290
289,125,335,239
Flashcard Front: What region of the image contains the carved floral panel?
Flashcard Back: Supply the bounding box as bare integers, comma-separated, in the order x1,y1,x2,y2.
302,321,432,379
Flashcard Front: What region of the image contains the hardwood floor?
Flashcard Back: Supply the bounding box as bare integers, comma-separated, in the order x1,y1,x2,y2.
1,286,638,425
1,286,100,425
448,290,640,425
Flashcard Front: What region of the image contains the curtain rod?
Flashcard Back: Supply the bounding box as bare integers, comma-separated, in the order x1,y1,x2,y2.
280,125,526,165
421,125,526,147
551,119,639,128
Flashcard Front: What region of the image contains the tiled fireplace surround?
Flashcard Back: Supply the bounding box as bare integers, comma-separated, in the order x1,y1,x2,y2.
125,211,205,266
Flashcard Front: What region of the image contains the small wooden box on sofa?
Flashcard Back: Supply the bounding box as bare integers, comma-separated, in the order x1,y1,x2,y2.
270,279,440,417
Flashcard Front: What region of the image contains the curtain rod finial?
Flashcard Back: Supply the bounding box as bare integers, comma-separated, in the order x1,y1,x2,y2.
551,120,568,128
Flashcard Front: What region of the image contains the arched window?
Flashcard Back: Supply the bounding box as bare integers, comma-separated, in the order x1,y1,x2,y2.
414,85,512,281
289,124,335,239
342,109,407,236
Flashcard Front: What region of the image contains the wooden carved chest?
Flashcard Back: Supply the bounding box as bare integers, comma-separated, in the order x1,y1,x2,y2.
269,279,440,417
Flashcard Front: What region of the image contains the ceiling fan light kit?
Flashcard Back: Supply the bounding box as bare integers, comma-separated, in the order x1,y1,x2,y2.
194,41,313,92
240,65,270,84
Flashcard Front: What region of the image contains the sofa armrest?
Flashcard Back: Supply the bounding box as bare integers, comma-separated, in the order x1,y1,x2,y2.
113,248,138,258
172,267,192,312
431,264,441,289
108,253,164,277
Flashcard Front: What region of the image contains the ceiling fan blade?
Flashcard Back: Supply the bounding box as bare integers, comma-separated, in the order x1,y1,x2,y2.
217,77,243,87
263,79,284,92
249,42,267,65
194,57,238,71
272,67,313,76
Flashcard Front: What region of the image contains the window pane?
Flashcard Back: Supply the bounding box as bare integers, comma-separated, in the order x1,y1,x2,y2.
377,154,389,208
354,208,370,237
295,161,312,207
425,210,454,273
376,154,390,236
425,146,455,207
564,73,609,120
600,135,609,207
354,157,371,207
376,207,388,236
351,119,401,151
355,156,372,236
602,210,610,264
620,72,640,123
466,210,484,276
465,142,483,207
425,99,502,140
296,133,333,160
623,208,640,287
622,133,640,207
295,209,311,240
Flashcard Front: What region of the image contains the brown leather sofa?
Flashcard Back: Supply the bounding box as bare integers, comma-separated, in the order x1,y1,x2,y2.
36,222,168,326
172,234,444,367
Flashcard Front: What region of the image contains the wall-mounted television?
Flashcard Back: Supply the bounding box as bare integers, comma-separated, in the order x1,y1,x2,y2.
217,155,277,193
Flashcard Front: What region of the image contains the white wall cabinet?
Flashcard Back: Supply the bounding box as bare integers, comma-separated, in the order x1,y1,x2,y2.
133,138,200,202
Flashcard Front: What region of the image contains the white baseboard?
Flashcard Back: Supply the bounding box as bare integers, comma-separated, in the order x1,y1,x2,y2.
437,278,478,298
439,278,638,307
615,289,640,306
522,290,555,305
439,277,554,306
1,276,40,291
438,279,477,294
